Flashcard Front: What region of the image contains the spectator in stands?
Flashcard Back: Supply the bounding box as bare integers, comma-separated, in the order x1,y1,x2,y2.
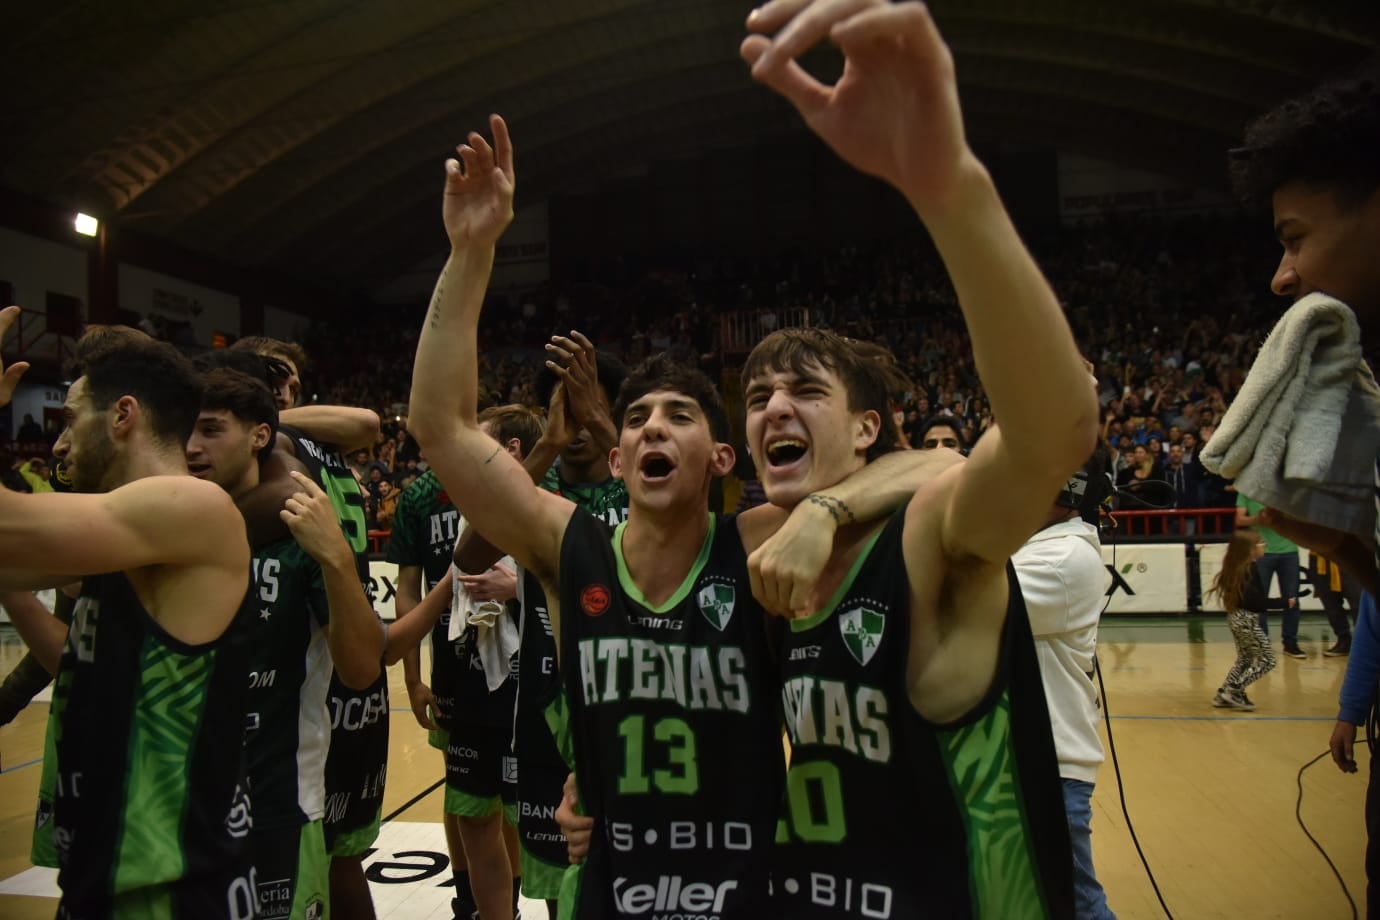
16,413,42,443
394,427,420,468
1165,444,1198,533
374,479,400,531
1,450,32,493
348,448,372,483
19,457,52,493
915,416,965,454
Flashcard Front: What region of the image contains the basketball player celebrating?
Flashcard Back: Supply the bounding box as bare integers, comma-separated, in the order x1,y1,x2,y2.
392,404,544,920
0,314,258,918
234,337,391,919
187,367,385,920
408,115,961,919
737,1,1097,915
451,335,627,917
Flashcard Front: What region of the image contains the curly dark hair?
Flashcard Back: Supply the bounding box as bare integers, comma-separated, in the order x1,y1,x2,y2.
1231,65,1380,210
612,354,729,444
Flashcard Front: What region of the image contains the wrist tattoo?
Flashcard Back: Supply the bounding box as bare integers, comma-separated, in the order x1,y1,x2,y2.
807,494,855,526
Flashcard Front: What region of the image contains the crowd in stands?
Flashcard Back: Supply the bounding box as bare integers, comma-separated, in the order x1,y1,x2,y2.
5,214,1283,529
293,214,1278,524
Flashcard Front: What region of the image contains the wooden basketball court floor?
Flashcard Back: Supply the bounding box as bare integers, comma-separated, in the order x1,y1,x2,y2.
0,615,1368,919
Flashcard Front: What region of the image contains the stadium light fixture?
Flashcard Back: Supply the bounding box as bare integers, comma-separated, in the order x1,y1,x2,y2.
74,213,98,237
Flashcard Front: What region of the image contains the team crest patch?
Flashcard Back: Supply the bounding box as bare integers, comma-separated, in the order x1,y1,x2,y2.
581,584,611,617
696,583,735,631
839,606,884,667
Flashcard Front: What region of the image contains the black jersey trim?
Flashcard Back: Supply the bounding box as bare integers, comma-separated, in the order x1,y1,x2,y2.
110,572,248,657
609,513,716,613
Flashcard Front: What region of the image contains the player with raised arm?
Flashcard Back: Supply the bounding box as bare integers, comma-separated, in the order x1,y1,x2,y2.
407,113,962,919
736,2,1097,915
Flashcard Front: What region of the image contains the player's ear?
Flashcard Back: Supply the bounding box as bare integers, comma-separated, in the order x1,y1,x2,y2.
853,409,881,454
609,445,624,481
709,443,736,478
251,423,272,452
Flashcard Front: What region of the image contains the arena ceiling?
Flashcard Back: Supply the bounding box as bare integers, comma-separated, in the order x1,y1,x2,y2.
3,0,1377,294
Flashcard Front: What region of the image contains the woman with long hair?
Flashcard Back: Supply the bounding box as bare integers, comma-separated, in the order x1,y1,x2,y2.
1209,528,1275,710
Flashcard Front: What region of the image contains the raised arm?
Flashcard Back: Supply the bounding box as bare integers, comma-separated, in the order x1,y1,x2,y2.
745,1,1095,567
0,476,246,581
408,115,572,583
280,406,381,453
740,446,965,615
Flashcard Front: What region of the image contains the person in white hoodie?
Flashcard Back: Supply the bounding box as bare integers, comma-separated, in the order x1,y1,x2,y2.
1013,455,1116,920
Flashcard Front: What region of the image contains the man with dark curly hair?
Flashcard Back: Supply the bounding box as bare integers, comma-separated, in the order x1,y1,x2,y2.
1231,64,1380,914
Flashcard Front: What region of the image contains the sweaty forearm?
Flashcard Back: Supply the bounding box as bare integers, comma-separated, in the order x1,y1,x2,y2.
321,557,384,690
280,406,380,452
410,246,497,446
807,447,964,527
913,164,1096,472
386,577,453,666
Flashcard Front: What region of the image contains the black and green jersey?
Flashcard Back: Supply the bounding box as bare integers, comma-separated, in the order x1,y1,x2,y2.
774,510,1074,919
47,572,256,918
284,426,390,846
540,463,628,529
246,538,333,831
388,469,466,713
283,426,369,567
516,469,631,893
555,511,782,919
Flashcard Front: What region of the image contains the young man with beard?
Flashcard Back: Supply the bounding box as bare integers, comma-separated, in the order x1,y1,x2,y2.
186,367,385,920
1228,64,1380,914
735,1,1097,915
0,314,259,918
232,336,392,919
393,403,544,920
408,113,959,919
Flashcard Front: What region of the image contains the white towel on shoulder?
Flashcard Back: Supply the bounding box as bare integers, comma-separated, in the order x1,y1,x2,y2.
1200,292,1380,538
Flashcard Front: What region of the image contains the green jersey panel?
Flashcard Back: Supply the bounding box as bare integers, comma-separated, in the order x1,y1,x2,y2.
51,572,255,918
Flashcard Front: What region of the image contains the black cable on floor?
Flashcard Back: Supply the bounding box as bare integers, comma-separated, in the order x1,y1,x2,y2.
1095,655,1174,920
1296,750,1359,920
381,777,445,824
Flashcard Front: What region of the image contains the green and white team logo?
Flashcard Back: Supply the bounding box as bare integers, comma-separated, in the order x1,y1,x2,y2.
696,583,735,631
839,606,884,666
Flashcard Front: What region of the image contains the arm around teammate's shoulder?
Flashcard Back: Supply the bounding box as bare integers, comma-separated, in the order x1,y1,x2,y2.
0,475,249,577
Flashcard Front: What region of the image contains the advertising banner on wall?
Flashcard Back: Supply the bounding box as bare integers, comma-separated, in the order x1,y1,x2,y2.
368,560,400,622
1098,543,1188,614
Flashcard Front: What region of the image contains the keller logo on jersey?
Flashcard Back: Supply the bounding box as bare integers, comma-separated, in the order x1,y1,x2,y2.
839,606,884,667
696,582,736,631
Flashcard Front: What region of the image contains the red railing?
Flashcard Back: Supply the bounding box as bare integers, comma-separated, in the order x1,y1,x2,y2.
1,302,78,368
1109,507,1235,538
719,307,813,354
367,530,390,555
